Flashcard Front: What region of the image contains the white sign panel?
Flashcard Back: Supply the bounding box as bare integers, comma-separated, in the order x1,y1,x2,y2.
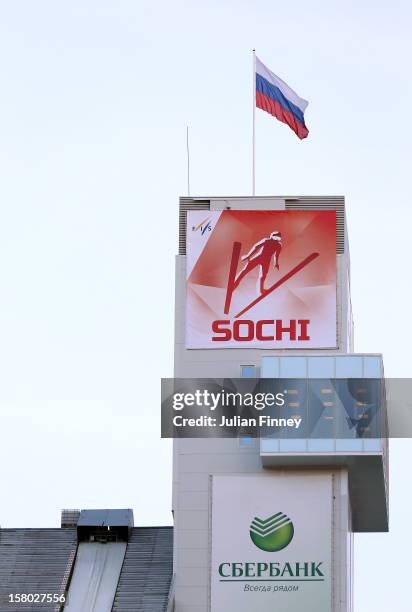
211,474,332,612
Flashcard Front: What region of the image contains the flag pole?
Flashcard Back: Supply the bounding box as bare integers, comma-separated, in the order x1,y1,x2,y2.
252,49,256,196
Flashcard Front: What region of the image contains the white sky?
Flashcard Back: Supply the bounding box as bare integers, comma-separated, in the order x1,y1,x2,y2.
0,1,411,609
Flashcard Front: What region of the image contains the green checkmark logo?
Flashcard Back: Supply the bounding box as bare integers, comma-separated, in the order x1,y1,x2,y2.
250,512,294,552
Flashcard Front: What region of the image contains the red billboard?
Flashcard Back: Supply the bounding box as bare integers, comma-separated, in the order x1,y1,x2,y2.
186,210,337,349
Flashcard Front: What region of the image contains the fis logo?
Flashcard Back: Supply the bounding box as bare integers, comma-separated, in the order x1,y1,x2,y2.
192,216,212,235
249,512,294,552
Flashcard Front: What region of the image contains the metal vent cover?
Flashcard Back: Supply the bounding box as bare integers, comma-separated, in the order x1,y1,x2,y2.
178,196,345,255
61,509,80,528
179,198,210,255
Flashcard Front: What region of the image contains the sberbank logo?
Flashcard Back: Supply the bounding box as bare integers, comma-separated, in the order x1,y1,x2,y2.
250,512,294,552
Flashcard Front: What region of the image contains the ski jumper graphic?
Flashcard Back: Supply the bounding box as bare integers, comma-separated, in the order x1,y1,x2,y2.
224,231,319,317
234,231,283,295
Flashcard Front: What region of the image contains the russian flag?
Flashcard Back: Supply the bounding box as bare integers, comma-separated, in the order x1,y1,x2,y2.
256,56,309,140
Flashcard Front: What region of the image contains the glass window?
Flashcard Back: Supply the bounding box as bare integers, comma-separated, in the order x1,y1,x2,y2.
308,439,335,452
335,356,363,378
239,436,255,447
240,365,256,378
279,439,307,452
307,357,335,378
336,439,363,452
260,438,279,453
308,379,336,439
363,439,382,452
279,357,307,377
363,356,382,378
261,357,280,378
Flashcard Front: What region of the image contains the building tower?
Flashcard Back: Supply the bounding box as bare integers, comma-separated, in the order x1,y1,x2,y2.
172,196,388,612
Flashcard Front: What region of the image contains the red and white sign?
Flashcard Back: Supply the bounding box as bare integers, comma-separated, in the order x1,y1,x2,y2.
186,210,336,349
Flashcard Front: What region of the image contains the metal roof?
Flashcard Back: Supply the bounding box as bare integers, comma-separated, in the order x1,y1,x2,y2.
0,525,173,611
112,527,173,612
0,528,77,611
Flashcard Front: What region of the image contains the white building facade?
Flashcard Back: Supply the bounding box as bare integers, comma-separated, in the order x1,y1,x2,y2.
172,196,388,612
